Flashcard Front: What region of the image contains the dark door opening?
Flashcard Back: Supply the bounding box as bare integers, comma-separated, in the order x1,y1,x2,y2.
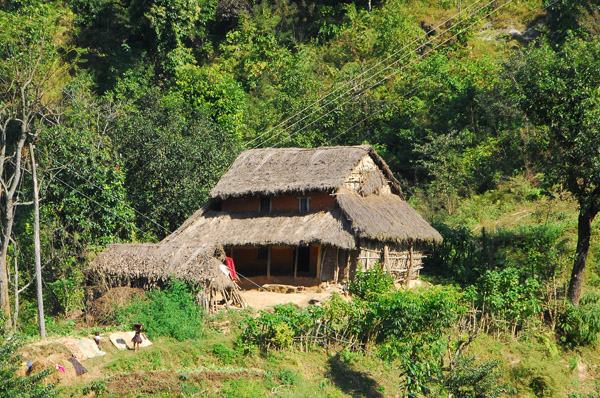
297,246,310,273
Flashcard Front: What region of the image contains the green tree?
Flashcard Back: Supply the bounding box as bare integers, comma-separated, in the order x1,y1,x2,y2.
0,1,78,328
111,74,238,237
513,37,600,305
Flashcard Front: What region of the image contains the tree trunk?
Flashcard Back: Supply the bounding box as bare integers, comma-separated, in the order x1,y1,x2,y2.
30,143,46,337
0,200,15,329
0,128,27,330
567,208,598,305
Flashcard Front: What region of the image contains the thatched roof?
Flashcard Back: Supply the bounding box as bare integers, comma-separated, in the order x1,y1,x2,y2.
86,243,246,310
336,190,443,245
162,208,357,250
210,145,403,200
87,243,231,289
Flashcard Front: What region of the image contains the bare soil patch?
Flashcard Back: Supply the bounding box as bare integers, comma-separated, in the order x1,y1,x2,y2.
240,280,347,310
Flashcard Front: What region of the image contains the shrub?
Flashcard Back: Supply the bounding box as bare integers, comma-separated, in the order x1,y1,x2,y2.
240,304,315,350
442,355,505,398
349,265,395,299
114,280,204,341
558,293,600,347
212,343,238,364
425,223,482,284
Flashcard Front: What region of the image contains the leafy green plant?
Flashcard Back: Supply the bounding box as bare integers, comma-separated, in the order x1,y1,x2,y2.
81,380,107,396
114,280,204,341
442,355,505,398
212,343,238,364
558,293,600,347
349,265,394,299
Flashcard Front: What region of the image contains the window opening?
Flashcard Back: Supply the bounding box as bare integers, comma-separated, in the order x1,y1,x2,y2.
259,197,271,214
298,197,310,213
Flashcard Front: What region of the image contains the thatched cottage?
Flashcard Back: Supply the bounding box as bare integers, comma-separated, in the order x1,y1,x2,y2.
163,145,441,283
88,145,441,308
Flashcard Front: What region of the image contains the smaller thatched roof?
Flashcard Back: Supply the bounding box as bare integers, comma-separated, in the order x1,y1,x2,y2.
336,190,442,245
162,208,357,250
210,145,403,200
86,243,239,296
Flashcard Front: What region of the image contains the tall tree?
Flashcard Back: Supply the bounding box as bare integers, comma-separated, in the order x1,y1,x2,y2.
0,2,76,327
29,143,45,338
513,37,600,305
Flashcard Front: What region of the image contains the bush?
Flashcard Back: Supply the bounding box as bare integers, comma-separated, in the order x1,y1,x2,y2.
212,343,238,364
558,293,600,347
442,355,505,398
240,304,316,350
114,280,204,341
349,265,395,299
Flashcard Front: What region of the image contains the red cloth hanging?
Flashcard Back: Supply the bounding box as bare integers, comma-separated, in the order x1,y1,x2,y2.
225,257,237,280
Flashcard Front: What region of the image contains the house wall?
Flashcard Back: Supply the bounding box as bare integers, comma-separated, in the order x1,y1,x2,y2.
357,240,426,283
344,155,392,195
221,192,335,214
226,244,320,278
228,246,264,276
222,197,260,213
271,245,294,275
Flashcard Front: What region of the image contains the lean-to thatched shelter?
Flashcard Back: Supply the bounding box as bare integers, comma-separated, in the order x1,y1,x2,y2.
87,243,245,310
88,144,441,307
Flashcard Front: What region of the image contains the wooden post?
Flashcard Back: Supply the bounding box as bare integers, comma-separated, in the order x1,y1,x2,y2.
344,250,350,281
30,144,46,338
316,245,322,281
334,247,340,283
406,242,414,285
294,246,299,280
319,247,327,282
267,246,271,280
382,245,391,273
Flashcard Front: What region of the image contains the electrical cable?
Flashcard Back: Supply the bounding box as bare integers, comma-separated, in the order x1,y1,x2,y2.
34,147,173,235
319,0,563,147
244,0,489,149
271,0,520,148
251,0,501,149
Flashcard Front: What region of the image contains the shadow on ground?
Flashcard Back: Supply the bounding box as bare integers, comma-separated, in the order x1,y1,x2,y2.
327,353,384,398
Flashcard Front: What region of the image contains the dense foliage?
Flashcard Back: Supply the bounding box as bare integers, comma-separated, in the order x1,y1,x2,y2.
0,0,600,394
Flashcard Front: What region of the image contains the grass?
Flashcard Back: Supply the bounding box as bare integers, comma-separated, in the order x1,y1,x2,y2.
56,313,600,397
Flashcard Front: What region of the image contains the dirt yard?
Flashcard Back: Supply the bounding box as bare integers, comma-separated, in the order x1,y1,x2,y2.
238,276,347,310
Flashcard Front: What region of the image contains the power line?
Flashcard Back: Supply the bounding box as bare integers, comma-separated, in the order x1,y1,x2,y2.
252,0,498,150
35,147,173,235
318,0,563,147
50,173,144,235
272,0,517,148
244,0,488,150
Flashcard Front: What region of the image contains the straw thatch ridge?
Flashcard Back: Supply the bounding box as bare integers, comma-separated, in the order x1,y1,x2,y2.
86,243,246,310
336,190,442,245
210,145,403,200
162,207,357,250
